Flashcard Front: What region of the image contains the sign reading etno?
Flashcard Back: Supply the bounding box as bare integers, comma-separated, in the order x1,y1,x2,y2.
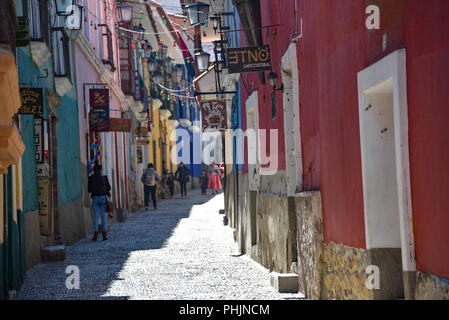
227,45,272,74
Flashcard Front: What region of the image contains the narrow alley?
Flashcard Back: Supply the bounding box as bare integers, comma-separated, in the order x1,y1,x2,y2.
17,192,303,300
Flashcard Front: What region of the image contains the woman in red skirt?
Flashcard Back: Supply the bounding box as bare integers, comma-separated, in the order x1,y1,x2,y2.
208,161,222,194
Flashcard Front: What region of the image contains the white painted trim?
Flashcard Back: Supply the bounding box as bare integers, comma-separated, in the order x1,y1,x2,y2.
357,49,416,272
281,43,303,196
246,91,260,191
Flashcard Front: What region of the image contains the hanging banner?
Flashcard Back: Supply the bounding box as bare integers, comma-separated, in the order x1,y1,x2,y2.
89,88,110,132
201,100,227,132
19,88,44,114
227,45,272,74
37,178,52,236
109,118,132,132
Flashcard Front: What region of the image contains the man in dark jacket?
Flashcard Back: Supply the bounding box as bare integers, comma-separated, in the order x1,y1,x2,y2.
175,162,191,197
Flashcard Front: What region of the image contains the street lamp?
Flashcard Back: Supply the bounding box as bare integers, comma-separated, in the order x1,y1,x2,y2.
148,54,158,72
65,4,83,30
158,43,168,62
173,65,183,83
116,4,133,24
186,1,210,26
142,40,152,59
55,0,75,16
268,71,284,92
152,71,162,85
195,51,210,72
165,57,173,74
133,24,145,42
210,14,220,32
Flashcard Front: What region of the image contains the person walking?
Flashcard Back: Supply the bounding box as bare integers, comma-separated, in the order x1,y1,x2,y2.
141,163,161,210
167,172,175,198
88,163,111,241
175,162,191,198
208,161,222,195
200,170,209,195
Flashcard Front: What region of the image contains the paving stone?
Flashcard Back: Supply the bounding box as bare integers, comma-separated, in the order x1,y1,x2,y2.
18,190,305,300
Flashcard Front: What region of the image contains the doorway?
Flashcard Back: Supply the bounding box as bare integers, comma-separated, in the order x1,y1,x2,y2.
358,49,416,299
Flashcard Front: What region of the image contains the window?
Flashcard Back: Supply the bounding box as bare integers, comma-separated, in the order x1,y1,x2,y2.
29,0,50,45
98,24,115,71
271,91,276,119
51,27,71,78
119,23,134,95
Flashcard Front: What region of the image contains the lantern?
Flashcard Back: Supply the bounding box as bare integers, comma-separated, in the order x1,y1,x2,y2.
186,1,210,26
116,4,133,24
142,40,152,59
195,51,210,72
211,14,220,32
173,65,183,83
54,0,75,16
65,4,83,30
152,71,162,85
164,57,173,74
148,54,158,73
268,71,278,90
133,24,145,42
158,43,168,62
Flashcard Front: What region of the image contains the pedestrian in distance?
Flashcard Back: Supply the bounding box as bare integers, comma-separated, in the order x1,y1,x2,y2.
88,163,111,241
167,172,175,198
141,163,161,210
175,162,191,198
200,170,209,195
208,161,222,195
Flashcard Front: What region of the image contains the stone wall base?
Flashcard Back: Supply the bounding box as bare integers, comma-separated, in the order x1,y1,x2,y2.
415,271,449,299
24,210,41,269
322,242,404,299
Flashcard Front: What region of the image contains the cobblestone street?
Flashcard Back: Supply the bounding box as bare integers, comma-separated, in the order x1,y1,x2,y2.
17,191,304,300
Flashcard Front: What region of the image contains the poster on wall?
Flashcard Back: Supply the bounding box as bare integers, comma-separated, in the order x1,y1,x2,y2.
201,100,227,132
19,88,44,114
34,117,44,163
137,145,143,164
37,178,52,236
89,88,110,132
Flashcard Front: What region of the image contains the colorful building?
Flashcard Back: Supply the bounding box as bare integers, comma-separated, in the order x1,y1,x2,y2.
221,0,449,300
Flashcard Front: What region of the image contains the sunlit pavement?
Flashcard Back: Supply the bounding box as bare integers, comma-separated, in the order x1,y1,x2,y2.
18,190,305,300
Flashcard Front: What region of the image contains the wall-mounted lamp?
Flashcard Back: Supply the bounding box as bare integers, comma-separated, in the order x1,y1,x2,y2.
116,3,133,24
195,51,210,72
65,4,83,30
148,54,158,73
268,71,284,92
55,0,75,16
152,71,162,85
142,40,152,59
186,1,210,26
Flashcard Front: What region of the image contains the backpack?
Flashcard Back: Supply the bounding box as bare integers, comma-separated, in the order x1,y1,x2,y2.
144,169,156,186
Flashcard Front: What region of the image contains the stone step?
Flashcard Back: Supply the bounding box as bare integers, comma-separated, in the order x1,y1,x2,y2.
270,272,299,293
42,245,66,262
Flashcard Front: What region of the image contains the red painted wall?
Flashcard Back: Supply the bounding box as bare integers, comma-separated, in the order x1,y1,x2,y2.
294,0,449,278
238,0,449,278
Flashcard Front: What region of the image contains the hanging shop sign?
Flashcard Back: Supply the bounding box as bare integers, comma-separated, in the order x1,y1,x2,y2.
109,118,132,132
135,126,149,137
19,88,44,114
227,45,272,74
89,88,110,132
201,100,227,132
